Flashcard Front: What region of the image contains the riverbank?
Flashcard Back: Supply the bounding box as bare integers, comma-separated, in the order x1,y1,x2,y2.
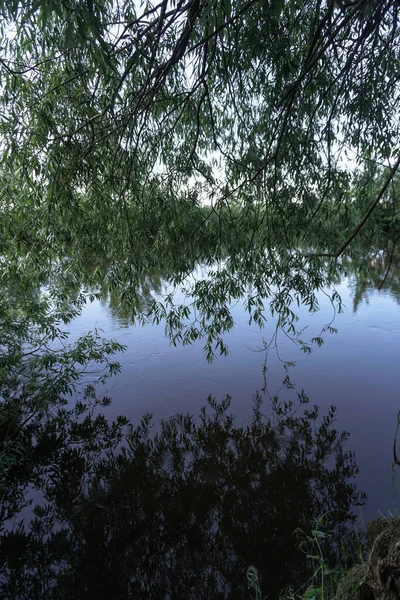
278,516,400,600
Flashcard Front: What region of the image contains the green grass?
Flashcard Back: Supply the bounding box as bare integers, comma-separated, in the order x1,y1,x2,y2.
247,515,366,600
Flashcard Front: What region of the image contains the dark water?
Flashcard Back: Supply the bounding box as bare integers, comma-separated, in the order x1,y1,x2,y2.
1,256,399,598
67,269,400,525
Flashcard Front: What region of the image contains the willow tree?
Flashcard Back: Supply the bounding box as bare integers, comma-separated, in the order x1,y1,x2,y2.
1,0,400,356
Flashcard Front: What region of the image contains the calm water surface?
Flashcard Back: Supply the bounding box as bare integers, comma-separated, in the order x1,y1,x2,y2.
68,270,400,525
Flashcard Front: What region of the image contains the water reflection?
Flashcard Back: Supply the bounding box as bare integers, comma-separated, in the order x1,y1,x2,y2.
54,243,400,339
0,389,364,599
343,245,400,310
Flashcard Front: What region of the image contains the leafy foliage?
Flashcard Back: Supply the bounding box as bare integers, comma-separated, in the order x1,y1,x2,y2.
1,0,400,355
0,260,125,467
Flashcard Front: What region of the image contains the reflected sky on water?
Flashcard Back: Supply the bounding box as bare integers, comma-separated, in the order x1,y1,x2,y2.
66,267,400,524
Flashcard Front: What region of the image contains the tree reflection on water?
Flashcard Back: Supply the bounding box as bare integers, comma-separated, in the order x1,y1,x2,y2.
0,388,364,599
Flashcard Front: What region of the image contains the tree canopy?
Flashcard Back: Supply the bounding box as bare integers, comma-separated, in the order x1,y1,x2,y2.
0,0,399,353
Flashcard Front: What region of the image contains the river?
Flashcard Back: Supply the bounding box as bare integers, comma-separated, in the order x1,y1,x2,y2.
67,263,400,526
2,249,400,598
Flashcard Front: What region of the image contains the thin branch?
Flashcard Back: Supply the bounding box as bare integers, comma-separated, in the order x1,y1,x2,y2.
306,153,400,259
378,231,400,290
